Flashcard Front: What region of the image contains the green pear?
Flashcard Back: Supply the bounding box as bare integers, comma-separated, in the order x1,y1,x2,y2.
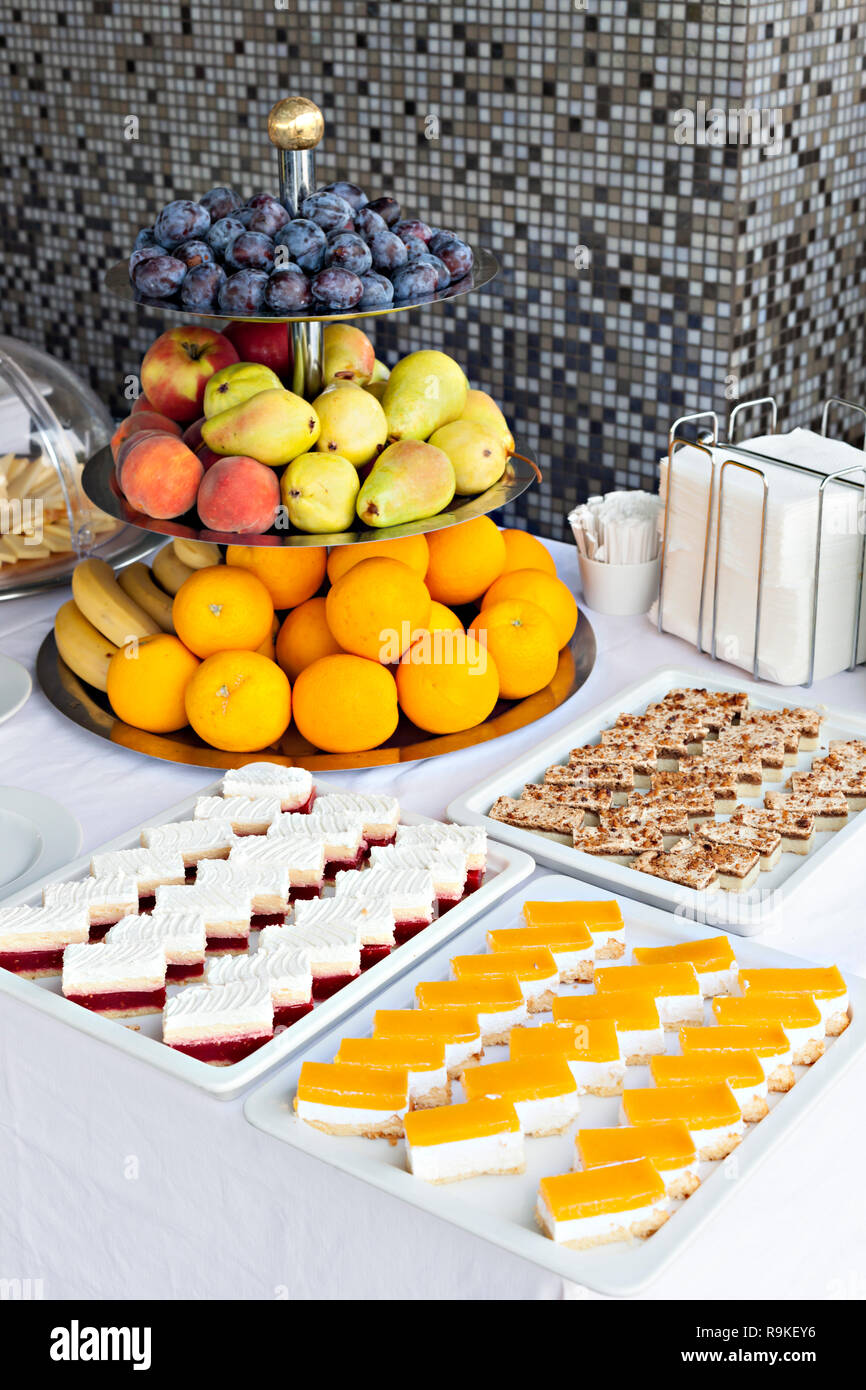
322,324,375,385
203,361,282,418
428,419,508,495
312,383,388,466
202,388,320,467
370,358,390,382
356,440,455,528
280,453,359,533
382,350,469,441
460,388,515,454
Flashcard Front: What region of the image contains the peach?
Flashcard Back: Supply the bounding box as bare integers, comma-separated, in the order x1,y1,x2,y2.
131,393,157,415
196,455,280,535
182,416,206,451
120,435,203,519
114,429,172,483
224,320,290,377
140,325,239,423
110,411,182,461
195,443,223,473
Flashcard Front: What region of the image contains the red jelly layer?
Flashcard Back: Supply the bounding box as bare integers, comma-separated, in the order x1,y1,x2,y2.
167,960,204,981
465,867,485,892
167,1032,271,1063
0,947,64,974
323,849,365,881
287,789,316,814
312,971,359,1000
365,832,397,848
436,896,462,915
395,920,430,944
88,923,115,942
184,865,197,883
205,934,249,954
137,895,155,913
274,1000,314,1027
361,944,392,970
289,884,321,902
251,912,288,929
65,987,166,1013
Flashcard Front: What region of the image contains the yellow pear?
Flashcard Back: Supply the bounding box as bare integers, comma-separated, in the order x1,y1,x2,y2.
356,441,455,528
428,419,508,495
202,388,320,467
312,383,388,467
459,388,515,454
203,361,282,418
280,453,359,533
382,350,469,441
322,324,375,385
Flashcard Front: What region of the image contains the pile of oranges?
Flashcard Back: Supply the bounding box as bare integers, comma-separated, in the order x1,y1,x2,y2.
105,518,578,755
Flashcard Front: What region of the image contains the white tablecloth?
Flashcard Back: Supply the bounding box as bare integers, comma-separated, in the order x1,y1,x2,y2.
1,539,864,1301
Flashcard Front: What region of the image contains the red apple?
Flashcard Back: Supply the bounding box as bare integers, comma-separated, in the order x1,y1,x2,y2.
140,326,239,424
224,320,290,377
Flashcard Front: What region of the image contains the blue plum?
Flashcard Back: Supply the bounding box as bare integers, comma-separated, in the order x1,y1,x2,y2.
324,232,372,276
309,267,364,310
133,226,158,250
357,272,394,309
225,231,275,273
414,253,450,289
364,196,400,227
265,266,313,312
131,253,187,298
353,206,387,242
206,216,245,257
218,269,269,315
181,264,227,312
275,219,327,273
199,186,243,221
173,239,214,271
300,192,355,234
434,237,474,281
368,230,408,273
320,181,368,210
153,199,210,248
390,262,439,301
394,219,433,245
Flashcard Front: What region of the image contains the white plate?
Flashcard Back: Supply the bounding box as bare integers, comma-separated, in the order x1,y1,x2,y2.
0,774,534,1099
0,786,81,898
448,664,866,933
0,654,32,724
243,874,866,1297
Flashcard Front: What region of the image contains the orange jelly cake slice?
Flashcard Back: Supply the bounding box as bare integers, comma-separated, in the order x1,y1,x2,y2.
294,1061,409,1138
374,1008,482,1079
621,1082,744,1160
415,976,526,1045
740,966,850,1036
712,993,826,1066
680,1023,794,1093
462,1057,580,1136
575,1121,699,1199
487,920,595,983
553,990,664,1065
511,1018,625,1096
650,1050,768,1123
595,961,704,1029
450,947,558,1013
334,1037,450,1109
403,1098,524,1183
536,1157,669,1249
632,936,738,997
522,898,626,960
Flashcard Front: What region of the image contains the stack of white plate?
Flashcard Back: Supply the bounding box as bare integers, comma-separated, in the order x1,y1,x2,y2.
651,428,866,684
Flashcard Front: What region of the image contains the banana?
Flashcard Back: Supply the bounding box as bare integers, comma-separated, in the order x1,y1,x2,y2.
151,544,195,596
71,557,161,646
172,538,222,570
54,600,118,691
118,562,175,632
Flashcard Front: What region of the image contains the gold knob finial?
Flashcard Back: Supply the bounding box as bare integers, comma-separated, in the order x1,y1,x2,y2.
267,97,325,150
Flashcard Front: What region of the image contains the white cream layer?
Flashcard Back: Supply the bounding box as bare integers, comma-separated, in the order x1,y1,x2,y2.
206,945,312,1001
269,811,364,857
297,1098,408,1129
107,912,206,957
62,941,166,992
230,835,325,878
259,921,360,972
222,763,312,806
568,1059,626,1094
0,904,89,949
697,965,739,997
617,1025,666,1060
395,823,487,869
536,1192,669,1245
370,844,466,897
163,980,273,1040
313,792,399,837
335,867,434,918
408,1129,524,1181
294,895,394,946
195,857,290,908
194,795,282,829
141,821,236,854
155,883,251,927
43,875,138,914
89,848,185,888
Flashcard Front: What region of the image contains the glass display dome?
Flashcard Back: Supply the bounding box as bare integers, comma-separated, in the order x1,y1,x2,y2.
0,336,156,598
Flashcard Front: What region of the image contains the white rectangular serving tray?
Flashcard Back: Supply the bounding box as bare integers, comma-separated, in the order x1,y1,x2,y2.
0,774,533,1100
243,874,866,1298
448,664,866,934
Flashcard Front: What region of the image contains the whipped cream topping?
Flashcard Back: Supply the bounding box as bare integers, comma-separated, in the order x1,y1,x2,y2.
107,912,207,954
369,844,467,887
90,847,185,882
194,795,282,825
196,857,290,897
335,867,434,911
222,763,312,802
268,811,364,848
141,820,236,852
43,875,138,910
230,836,325,873
206,944,311,992
163,979,273,1032
396,823,487,857
62,940,166,989
312,792,399,829
155,883,252,919
259,920,360,961
294,895,393,942
0,903,90,942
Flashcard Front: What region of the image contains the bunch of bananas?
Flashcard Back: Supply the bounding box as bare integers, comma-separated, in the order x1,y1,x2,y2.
54,539,222,690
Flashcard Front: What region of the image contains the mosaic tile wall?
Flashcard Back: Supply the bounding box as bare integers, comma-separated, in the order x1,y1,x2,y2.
1,0,864,540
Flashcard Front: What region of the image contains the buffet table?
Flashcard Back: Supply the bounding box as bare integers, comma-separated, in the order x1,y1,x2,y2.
2,538,864,1301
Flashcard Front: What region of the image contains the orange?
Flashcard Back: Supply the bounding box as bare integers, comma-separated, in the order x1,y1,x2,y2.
482,568,578,649
469,599,559,699
424,517,506,606
428,601,464,634
396,632,499,734
276,596,344,682
326,534,429,585
500,529,557,576
292,654,399,753
256,615,280,661
106,634,199,733
185,650,291,752
325,557,432,663
226,543,326,609
173,565,274,659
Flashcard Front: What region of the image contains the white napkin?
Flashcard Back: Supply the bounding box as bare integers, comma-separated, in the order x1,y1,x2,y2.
569,490,663,564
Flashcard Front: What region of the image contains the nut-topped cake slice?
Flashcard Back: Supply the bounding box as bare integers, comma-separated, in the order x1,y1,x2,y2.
731,804,815,854
633,842,718,892
488,795,585,839
764,789,848,831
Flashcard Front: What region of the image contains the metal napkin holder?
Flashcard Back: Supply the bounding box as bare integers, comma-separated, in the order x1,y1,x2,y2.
657,396,866,686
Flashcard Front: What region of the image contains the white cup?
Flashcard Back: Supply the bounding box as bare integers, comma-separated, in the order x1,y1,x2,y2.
577,552,661,616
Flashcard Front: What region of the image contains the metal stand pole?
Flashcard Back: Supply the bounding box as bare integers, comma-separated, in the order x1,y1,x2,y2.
267,97,325,400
